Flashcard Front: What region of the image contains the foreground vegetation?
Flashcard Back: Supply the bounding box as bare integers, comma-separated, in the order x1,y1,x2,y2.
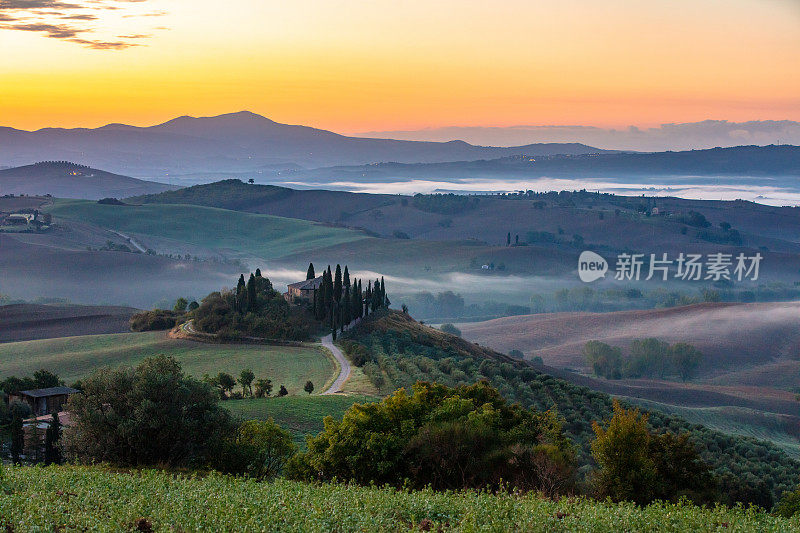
0,465,796,532
342,310,800,505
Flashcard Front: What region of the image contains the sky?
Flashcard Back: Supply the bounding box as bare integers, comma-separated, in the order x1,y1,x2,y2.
1,0,799,134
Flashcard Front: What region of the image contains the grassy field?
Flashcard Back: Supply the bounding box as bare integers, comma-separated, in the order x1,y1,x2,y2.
0,332,334,394
225,394,376,446
1,465,796,532
45,199,367,259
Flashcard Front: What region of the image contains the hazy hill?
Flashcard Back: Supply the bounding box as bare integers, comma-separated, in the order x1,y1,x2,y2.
0,303,137,343
457,301,800,374
0,161,176,199
297,145,800,183
0,111,609,178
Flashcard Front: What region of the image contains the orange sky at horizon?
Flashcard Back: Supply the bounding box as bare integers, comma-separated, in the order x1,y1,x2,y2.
1,0,799,133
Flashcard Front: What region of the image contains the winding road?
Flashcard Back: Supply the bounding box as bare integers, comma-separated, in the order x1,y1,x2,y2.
321,333,351,394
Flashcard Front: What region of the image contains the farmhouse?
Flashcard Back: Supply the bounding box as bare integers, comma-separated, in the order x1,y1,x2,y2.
9,386,79,417
285,275,324,302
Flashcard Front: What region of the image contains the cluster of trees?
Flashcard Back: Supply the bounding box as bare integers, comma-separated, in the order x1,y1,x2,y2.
583,339,703,381
63,355,296,478
307,263,389,338
201,368,299,400
340,311,800,507
402,290,530,321
411,193,480,214
194,269,310,340
288,381,577,496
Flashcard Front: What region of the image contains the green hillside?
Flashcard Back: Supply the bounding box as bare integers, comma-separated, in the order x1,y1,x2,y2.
45,200,367,259
225,394,376,446
342,310,800,503
2,466,795,532
0,332,334,394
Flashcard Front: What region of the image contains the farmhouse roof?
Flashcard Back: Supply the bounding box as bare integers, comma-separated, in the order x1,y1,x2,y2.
19,386,79,398
288,276,324,290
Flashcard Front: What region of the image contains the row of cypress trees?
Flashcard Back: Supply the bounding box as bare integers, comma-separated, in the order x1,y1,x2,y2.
308,263,389,336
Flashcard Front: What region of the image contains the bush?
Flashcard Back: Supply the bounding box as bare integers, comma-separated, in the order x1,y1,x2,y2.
591,401,716,506
221,419,296,480
64,355,234,467
287,381,576,494
129,309,180,332
440,323,461,337
775,485,800,518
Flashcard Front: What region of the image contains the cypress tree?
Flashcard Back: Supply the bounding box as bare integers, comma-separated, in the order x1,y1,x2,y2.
372,278,381,311
44,412,62,465
380,277,386,308
365,281,372,316
255,268,262,277
343,284,351,326
323,267,333,316
306,263,315,280
334,264,342,302
247,273,257,313
358,280,364,318
343,266,350,288
507,232,511,246
236,274,247,314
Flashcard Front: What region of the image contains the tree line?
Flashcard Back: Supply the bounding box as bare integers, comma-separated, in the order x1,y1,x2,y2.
583,339,703,381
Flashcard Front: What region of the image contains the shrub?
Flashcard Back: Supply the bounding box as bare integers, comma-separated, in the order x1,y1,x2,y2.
64,355,234,467
775,485,800,518
440,323,461,337
129,309,180,332
221,419,296,480
287,381,576,494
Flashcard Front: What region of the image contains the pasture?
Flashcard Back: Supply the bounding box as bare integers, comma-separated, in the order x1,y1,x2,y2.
0,332,334,394
45,200,367,260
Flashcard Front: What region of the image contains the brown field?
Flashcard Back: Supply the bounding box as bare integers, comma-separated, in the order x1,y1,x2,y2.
0,303,137,343
458,302,800,453
457,302,800,373
0,233,237,309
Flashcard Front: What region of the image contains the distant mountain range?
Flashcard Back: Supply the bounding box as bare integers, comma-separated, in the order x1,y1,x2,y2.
0,111,611,179
294,145,800,183
0,162,176,199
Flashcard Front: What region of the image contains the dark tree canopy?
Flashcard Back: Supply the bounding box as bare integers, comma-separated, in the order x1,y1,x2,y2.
65,355,234,467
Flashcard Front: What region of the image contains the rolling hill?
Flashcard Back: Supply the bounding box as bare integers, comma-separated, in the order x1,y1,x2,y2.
456,302,800,373
0,161,176,199
0,111,609,178
0,331,334,392
455,302,800,455
296,145,800,183
0,303,137,343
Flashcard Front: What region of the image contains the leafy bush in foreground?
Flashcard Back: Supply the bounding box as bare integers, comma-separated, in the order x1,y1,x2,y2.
0,465,796,532
288,381,576,495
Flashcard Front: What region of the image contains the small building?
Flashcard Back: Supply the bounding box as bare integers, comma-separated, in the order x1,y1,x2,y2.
651,207,660,216
9,386,79,417
5,213,33,226
285,275,324,302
